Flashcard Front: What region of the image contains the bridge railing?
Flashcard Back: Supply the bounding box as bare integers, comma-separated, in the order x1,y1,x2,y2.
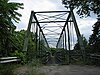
86,54,100,65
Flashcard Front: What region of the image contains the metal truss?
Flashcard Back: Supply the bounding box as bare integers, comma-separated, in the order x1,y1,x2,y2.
23,10,85,64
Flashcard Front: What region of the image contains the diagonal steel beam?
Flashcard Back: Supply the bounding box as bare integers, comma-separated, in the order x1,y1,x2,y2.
23,11,33,51
71,10,85,63
56,12,71,47
33,11,49,48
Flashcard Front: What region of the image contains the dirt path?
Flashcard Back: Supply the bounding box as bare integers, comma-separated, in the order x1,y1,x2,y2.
14,65,100,75
37,65,100,75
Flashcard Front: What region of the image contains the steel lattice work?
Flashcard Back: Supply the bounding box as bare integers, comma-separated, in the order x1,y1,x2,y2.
23,10,85,64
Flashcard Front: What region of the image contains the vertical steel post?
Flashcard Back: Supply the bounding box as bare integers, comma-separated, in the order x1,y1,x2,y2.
63,31,65,49
64,29,68,63
39,30,41,57
35,23,38,58
64,29,67,50
66,22,71,64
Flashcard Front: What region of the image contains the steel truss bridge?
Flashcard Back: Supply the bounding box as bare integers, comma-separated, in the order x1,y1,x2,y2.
23,10,85,64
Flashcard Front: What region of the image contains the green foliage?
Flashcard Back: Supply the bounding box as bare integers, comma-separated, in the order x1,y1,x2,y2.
11,30,26,51
26,32,36,61
0,0,23,57
0,0,24,23
13,50,26,64
0,30,26,57
62,0,100,17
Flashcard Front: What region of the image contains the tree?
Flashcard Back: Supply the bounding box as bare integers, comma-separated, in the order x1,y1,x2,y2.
74,35,88,51
89,18,100,54
62,0,100,17
0,0,23,56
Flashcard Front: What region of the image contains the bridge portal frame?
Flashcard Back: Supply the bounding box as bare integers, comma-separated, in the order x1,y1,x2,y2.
23,10,85,64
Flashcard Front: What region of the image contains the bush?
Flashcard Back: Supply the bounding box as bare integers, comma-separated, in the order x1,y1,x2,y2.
13,50,26,64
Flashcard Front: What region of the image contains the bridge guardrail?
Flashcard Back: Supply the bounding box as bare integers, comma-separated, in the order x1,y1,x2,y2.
0,57,21,64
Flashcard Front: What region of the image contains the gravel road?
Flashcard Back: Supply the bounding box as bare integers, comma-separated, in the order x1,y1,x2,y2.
37,65,100,75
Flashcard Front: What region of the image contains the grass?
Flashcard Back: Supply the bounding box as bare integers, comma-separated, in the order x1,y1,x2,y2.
0,63,44,75
0,63,21,75
0,59,44,75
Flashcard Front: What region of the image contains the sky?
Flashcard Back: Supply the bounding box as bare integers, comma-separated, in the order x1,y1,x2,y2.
9,0,97,41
